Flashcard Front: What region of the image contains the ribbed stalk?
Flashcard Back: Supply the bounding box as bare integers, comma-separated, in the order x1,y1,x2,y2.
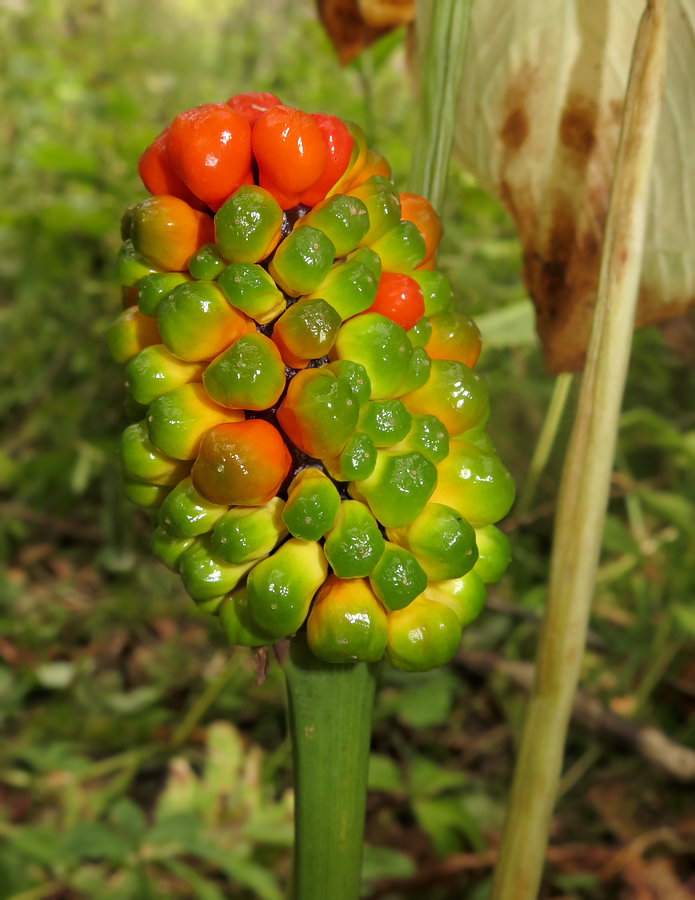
282,634,379,900
408,0,472,211
489,3,667,899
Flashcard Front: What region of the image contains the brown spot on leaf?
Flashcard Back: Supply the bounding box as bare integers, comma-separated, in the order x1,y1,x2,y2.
560,94,598,160
500,107,529,151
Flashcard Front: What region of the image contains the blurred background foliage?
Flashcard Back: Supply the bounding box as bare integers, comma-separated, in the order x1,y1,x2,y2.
1,0,694,898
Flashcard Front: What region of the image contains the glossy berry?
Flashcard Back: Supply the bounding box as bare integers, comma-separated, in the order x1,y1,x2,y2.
167,103,252,209
253,106,327,208
307,575,388,663
130,196,214,272
203,332,285,410
324,500,385,578
368,272,425,332
370,222,426,274
137,273,191,319
226,91,282,125
282,469,341,542
333,313,412,400
426,312,482,369
212,498,288,565
214,185,283,264
107,307,160,364
401,358,488,437
424,570,487,627
432,440,515,527
473,525,512,584
399,193,443,264
191,419,291,506
159,475,228,539
300,115,354,207
277,368,359,459
138,128,207,211
369,542,427,611
387,597,463,672
246,538,328,638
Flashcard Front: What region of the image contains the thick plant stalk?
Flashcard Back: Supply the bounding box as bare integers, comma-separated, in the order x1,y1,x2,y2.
490,4,666,899
282,634,379,900
408,0,472,211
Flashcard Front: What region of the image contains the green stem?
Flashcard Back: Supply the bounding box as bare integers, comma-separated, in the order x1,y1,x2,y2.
408,0,472,212
490,4,667,899
281,634,378,900
516,373,573,517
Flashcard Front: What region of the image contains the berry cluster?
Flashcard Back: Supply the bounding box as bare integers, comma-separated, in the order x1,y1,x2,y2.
110,93,514,672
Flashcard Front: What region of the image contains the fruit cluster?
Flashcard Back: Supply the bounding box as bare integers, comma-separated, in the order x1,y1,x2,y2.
110,92,514,672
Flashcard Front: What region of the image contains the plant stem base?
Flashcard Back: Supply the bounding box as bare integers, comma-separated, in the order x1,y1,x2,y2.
282,634,378,900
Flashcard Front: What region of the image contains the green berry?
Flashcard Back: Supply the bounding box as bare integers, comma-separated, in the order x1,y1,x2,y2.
107,307,160,364
159,476,228,539
432,440,515,526
322,431,377,482
178,535,254,602
391,414,449,464
358,400,412,448
296,194,370,257
387,597,463,672
401,358,489,438
188,243,228,280
151,526,195,572
282,469,341,542
308,248,381,320
389,502,478,581
117,239,162,287
120,421,192,486
211,498,288,565
325,359,372,406
273,298,342,362
369,542,427,611
307,575,388,663
425,570,487,627
122,478,170,509
473,525,511,583
410,270,454,317
137,272,192,318
277,368,360,459
347,175,401,245
246,539,328,639
324,500,385,578
407,316,432,349
394,347,432,396
269,225,336,297
370,220,426,273
351,449,437,528
218,263,285,324
214,185,283,263
203,333,286,411
125,345,205,406
219,588,276,647
157,281,252,362
333,312,412,400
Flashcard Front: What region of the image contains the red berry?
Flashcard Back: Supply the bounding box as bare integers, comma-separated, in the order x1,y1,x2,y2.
252,106,327,209
138,129,207,211
226,91,283,126
368,272,425,331
299,114,353,207
166,104,252,209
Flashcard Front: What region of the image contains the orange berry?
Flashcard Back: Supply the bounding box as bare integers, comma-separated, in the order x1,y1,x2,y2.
227,91,283,125
299,114,353,207
252,106,327,208
344,150,391,191
130,196,215,272
138,128,208,211
167,104,252,209
399,193,443,263
426,312,482,369
368,272,425,331
191,419,291,506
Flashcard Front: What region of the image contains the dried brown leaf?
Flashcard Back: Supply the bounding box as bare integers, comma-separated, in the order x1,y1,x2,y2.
441,0,695,372
317,0,414,64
